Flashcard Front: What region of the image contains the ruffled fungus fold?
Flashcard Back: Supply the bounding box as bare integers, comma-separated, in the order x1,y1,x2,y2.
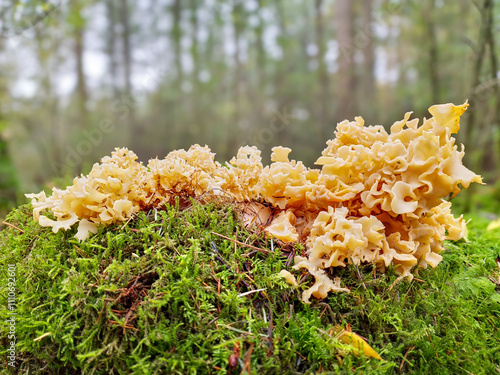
26,102,481,303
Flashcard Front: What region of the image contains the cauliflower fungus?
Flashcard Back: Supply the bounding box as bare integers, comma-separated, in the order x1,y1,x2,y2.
26,102,482,303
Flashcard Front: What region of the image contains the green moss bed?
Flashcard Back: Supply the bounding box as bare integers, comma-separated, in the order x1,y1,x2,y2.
1,200,500,374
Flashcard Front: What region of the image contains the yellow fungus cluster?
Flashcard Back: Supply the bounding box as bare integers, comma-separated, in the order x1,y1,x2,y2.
26,102,481,303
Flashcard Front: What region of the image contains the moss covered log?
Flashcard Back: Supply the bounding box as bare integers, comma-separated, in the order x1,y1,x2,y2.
1,201,499,374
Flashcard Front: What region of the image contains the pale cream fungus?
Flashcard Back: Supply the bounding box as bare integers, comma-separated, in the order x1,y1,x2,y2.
27,102,482,303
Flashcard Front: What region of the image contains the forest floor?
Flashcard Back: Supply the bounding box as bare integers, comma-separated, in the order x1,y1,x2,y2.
0,199,499,374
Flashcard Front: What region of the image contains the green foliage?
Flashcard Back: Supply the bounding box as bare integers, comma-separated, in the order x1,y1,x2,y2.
0,202,499,374
0,137,18,216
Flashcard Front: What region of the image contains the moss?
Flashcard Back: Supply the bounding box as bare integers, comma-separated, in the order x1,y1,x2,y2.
1,201,499,374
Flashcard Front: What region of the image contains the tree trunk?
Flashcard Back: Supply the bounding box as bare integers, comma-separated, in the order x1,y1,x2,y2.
74,22,89,128
0,38,18,209
172,0,183,84
480,0,499,172
361,0,377,120
171,0,183,149
462,0,492,211
423,0,440,104
272,0,291,151
255,0,265,89
464,0,489,148
315,0,331,138
226,3,243,156
106,0,118,97
119,0,135,143
335,0,356,121
189,0,200,139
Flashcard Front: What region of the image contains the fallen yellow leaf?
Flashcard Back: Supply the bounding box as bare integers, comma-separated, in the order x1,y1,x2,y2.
487,218,500,231
329,325,383,361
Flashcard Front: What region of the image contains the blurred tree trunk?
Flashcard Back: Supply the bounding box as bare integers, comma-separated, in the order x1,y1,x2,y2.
73,12,89,129
172,0,183,84
106,0,118,97
423,0,440,104
464,0,489,149
189,0,200,139
255,0,265,89
462,0,495,210
119,0,135,143
34,25,63,175
248,0,266,139
171,0,183,148
361,0,377,120
481,0,499,172
226,3,244,156
273,0,291,149
119,0,132,96
315,0,331,139
336,0,356,121
0,38,17,210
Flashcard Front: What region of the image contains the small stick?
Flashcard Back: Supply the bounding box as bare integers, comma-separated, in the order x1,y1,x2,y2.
399,345,415,372
211,232,270,254
319,305,328,318
354,263,367,290
73,244,89,258
2,221,24,233
234,228,238,254
120,214,136,231
96,299,108,325
238,288,266,298
33,332,52,342
388,275,404,292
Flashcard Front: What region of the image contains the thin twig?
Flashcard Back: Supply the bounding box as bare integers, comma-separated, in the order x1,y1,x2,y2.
96,299,108,325
2,221,24,233
388,275,405,292
354,263,367,290
73,244,89,258
33,332,52,342
400,346,415,372
120,214,137,231
211,232,270,254
238,288,266,298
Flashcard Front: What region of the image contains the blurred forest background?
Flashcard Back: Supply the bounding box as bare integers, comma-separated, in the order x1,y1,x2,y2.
1,0,500,217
